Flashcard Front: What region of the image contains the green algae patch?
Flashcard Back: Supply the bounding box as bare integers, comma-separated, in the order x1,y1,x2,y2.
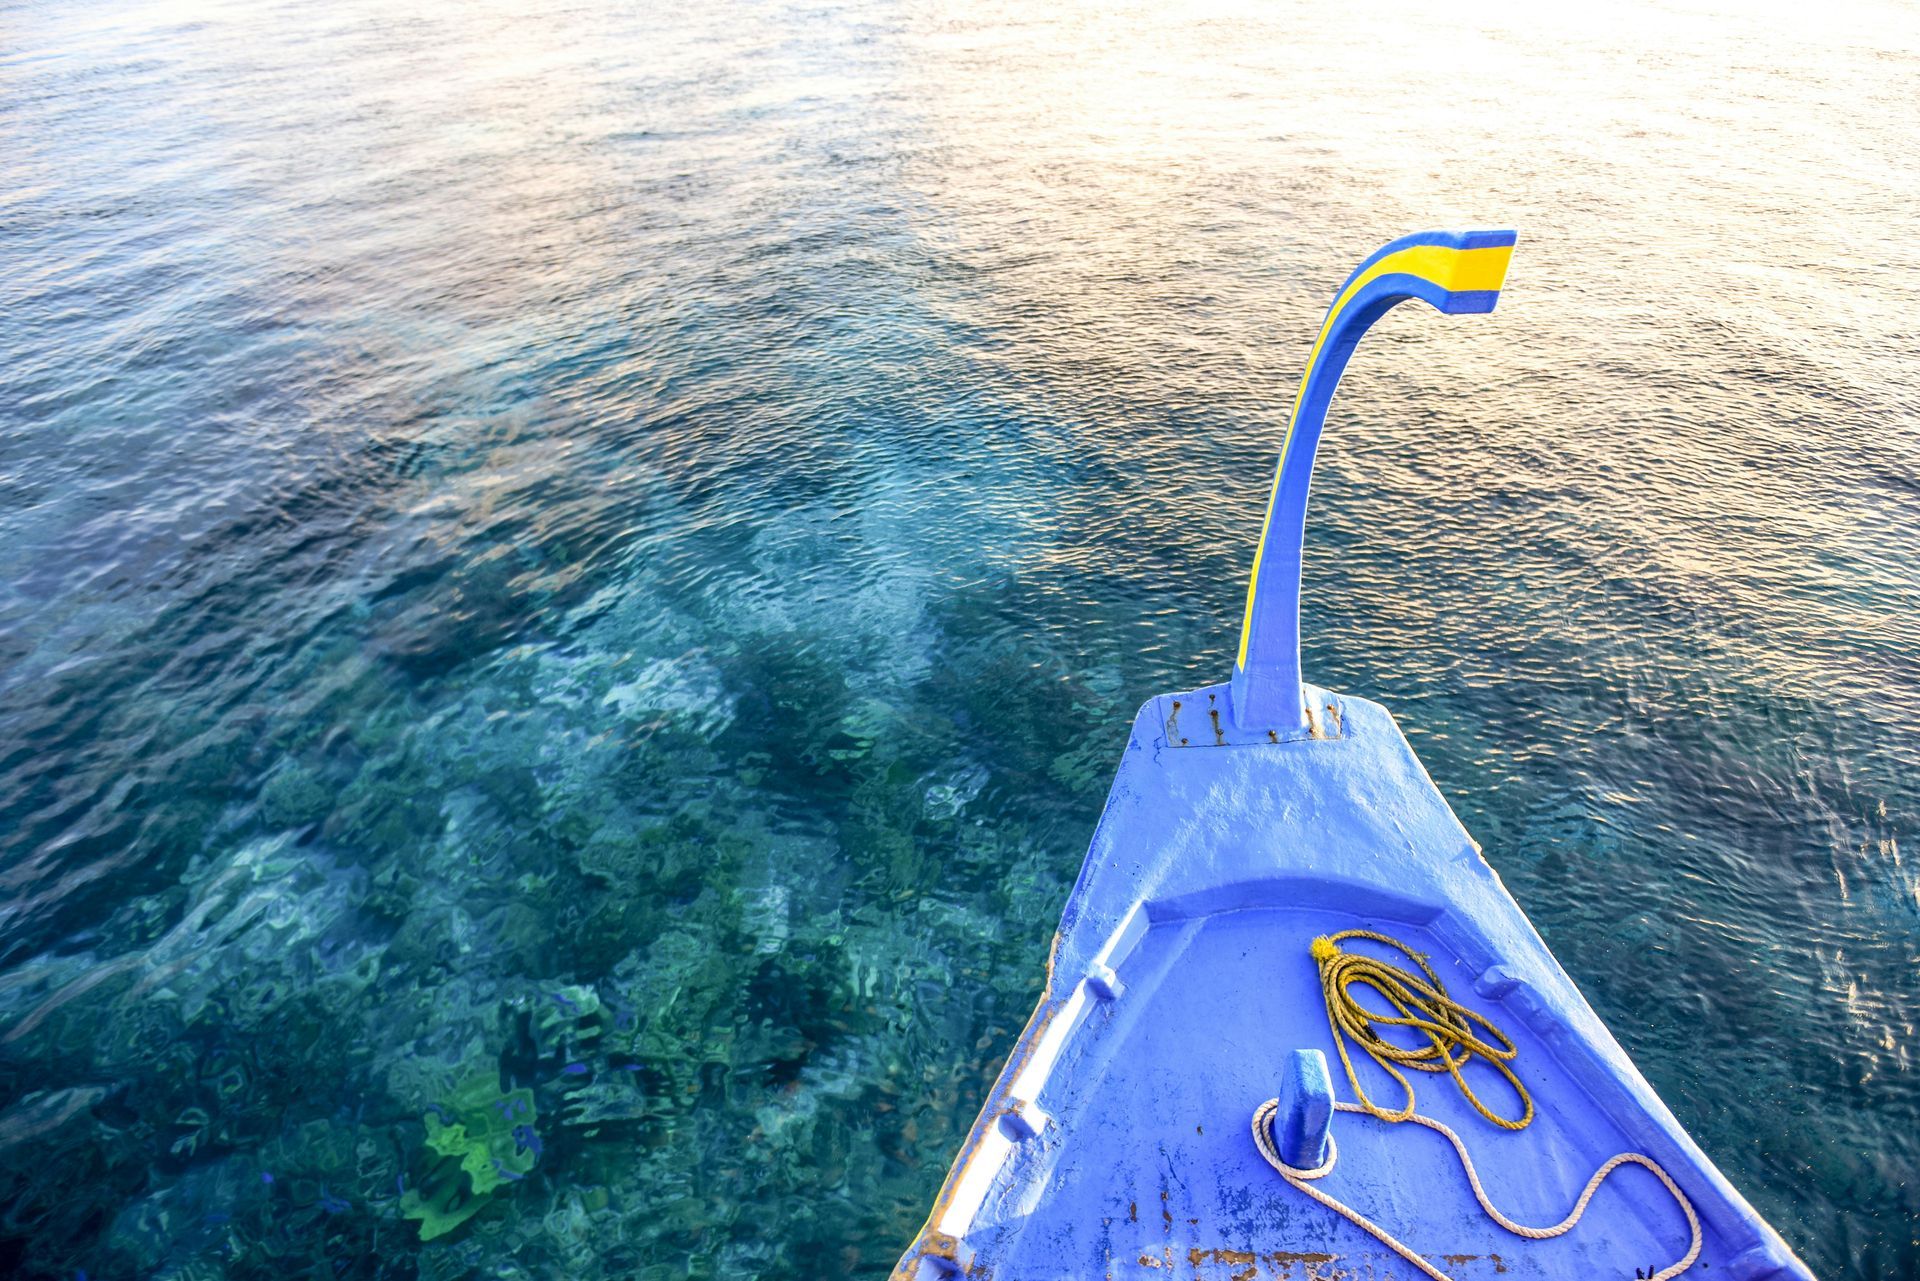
400,1078,539,1241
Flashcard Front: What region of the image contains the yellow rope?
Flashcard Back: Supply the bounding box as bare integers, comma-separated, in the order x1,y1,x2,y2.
1310,930,1532,1130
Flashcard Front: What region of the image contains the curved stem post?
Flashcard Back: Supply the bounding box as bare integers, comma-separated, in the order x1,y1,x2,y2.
1229,229,1517,734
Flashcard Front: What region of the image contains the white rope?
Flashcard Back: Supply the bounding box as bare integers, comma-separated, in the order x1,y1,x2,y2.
1250,1098,1703,1281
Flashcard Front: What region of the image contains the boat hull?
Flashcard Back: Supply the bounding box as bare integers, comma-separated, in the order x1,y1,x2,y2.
894,683,1812,1280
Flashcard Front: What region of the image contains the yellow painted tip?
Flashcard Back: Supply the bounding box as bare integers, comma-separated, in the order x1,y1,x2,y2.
1442,243,1514,295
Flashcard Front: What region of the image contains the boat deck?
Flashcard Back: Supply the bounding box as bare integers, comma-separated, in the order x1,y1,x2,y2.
895,685,1810,1281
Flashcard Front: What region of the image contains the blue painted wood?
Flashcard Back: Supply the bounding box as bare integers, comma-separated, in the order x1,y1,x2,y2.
1231,228,1517,733
893,234,1815,1281
1275,1049,1334,1170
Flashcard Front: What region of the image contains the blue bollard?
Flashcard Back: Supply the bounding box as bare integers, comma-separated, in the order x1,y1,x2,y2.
1275,1048,1335,1169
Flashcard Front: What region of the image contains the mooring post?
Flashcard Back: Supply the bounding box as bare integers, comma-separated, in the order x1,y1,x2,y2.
1275,1048,1335,1170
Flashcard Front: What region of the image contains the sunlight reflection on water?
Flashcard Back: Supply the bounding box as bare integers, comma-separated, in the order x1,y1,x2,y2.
1,0,1916,1276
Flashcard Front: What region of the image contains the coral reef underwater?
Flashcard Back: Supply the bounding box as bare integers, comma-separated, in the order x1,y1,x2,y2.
0,504,1136,1281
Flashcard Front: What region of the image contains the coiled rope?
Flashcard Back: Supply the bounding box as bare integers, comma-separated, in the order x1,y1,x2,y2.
1250,1097,1702,1281
1311,930,1530,1129
1247,930,1702,1281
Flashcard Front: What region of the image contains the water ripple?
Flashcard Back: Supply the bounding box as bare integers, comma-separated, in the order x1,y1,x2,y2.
1,0,1916,1277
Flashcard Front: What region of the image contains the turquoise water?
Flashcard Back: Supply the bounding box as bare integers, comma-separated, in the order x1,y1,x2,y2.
2,0,1917,1276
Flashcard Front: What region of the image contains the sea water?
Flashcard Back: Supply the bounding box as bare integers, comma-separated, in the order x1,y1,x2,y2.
1,0,1916,1276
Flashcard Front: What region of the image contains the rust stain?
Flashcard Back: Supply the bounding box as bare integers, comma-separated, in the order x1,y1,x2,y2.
902,1229,983,1279
1188,1246,1258,1281
1172,1248,1345,1280
1273,1251,1341,1281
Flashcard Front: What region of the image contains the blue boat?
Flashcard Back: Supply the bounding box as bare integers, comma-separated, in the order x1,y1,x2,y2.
893,231,1814,1281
